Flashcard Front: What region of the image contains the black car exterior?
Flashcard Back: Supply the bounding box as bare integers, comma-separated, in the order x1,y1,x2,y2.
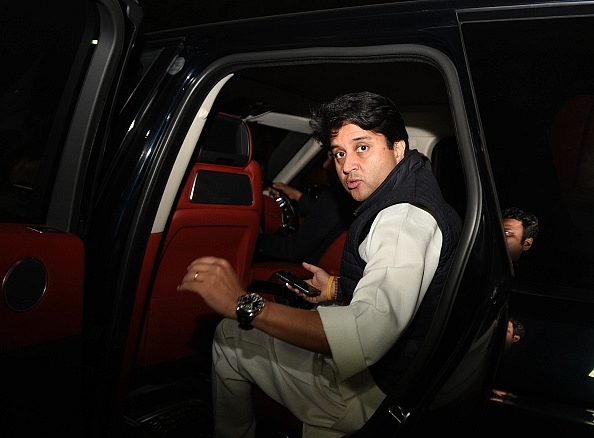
1,1,593,437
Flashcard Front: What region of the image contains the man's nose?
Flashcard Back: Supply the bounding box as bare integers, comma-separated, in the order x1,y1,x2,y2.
342,154,358,173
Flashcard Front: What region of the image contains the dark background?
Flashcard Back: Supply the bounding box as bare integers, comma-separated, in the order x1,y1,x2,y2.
140,0,395,32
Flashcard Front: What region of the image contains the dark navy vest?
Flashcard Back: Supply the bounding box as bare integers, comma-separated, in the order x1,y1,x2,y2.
338,149,462,394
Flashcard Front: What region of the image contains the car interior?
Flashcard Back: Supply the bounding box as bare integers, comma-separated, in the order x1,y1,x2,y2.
120,58,470,437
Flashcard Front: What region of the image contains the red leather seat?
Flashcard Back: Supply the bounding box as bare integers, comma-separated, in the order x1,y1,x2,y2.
251,229,346,283
137,113,262,366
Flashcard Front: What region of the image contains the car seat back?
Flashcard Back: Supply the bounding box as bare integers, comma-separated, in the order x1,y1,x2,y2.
137,113,262,366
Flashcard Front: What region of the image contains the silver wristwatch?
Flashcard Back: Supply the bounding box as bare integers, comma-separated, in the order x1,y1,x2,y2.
236,293,265,330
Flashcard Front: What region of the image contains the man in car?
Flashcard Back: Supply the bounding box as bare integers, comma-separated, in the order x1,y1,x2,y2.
178,91,462,437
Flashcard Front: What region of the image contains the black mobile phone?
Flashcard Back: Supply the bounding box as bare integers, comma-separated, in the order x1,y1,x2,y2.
274,270,321,297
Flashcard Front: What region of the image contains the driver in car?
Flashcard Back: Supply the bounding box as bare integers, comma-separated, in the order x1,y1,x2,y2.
256,150,358,264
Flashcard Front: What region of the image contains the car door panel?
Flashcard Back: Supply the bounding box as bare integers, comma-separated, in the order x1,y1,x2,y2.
0,0,142,434
0,224,84,352
0,223,84,435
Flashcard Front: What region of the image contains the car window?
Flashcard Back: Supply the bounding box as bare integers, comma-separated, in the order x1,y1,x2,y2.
461,10,594,408
0,0,98,223
462,13,594,293
249,122,312,184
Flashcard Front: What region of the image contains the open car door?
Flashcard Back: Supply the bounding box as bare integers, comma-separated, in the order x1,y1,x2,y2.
0,0,141,434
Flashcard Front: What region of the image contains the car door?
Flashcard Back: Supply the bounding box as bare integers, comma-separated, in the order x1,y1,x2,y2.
460,3,594,435
0,0,142,435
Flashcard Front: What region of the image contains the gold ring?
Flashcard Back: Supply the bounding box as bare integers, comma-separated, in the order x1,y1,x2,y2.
194,271,199,281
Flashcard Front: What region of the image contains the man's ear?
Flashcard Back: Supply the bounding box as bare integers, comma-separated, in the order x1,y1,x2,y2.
393,140,406,159
522,237,533,252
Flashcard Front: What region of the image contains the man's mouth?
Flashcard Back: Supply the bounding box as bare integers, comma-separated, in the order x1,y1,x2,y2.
346,179,361,190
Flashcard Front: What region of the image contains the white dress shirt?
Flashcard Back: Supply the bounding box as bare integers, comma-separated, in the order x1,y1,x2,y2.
317,203,443,381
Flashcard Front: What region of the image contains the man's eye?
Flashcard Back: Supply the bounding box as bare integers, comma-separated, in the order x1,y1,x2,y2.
335,151,345,159
357,145,368,152
504,231,512,236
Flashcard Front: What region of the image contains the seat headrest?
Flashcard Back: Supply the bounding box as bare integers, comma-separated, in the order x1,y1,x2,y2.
431,136,466,218
195,113,251,167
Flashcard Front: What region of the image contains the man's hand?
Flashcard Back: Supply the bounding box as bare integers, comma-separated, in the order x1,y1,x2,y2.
271,182,302,201
284,262,332,303
178,256,245,318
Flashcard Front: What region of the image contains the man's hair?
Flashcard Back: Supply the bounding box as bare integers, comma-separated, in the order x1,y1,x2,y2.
309,91,409,150
509,316,526,339
502,207,539,241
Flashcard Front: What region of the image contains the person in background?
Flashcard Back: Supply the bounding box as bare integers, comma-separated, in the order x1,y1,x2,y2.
502,207,539,262
178,91,462,437
505,316,525,352
256,150,358,264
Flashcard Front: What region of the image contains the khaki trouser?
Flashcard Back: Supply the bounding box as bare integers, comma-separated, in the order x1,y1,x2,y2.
211,318,385,438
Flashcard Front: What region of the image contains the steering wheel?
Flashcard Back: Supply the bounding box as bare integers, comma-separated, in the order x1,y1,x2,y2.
274,192,299,234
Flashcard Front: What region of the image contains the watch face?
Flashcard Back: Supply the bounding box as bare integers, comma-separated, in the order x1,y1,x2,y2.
237,293,265,314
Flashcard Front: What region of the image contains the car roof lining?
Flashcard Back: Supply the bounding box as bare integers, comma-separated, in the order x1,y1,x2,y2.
215,61,450,118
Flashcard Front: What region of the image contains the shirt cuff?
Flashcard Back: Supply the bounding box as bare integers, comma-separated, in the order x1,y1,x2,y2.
317,305,367,380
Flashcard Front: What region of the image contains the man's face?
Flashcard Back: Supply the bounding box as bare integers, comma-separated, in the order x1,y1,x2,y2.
503,217,532,262
330,123,404,202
